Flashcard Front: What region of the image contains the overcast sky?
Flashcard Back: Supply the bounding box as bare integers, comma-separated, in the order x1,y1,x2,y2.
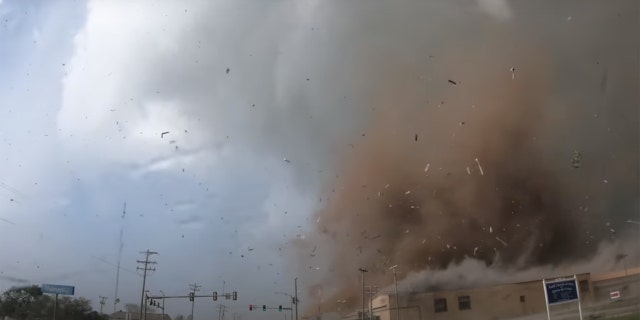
0,0,329,318
0,1,637,320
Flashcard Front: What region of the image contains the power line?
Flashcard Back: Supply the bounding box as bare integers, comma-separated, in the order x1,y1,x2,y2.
137,250,158,320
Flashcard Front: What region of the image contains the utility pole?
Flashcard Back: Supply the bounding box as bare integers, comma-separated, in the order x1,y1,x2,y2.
99,296,107,314
294,277,299,320
189,282,202,320
114,202,127,313
389,265,400,320
137,250,158,320
217,304,227,320
358,268,368,320
218,281,225,320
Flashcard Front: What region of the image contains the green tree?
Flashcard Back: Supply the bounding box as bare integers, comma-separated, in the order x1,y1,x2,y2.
0,285,43,319
0,285,107,320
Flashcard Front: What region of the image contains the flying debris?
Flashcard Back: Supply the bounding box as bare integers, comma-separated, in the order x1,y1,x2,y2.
474,158,484,175
0,217,15,225
510,67,516,79
414,134,418,141
161,131,170,138
424,163,430,173
448,79,458,85
495,237,508,247
283,158,291,163
571,151,582,168
226,67,230,74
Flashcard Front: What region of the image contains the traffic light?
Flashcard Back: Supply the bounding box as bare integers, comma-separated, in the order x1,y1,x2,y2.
232,291,237,301
149,299,154,306
249,304,253,311
279,305,283,312
292,297,296,305
262,305,266,311
189,292,195,301
213,291,218,301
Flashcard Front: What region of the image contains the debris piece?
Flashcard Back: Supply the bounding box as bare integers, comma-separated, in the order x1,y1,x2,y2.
460,121,465,126
161,131,169,138
405,190,411,195
415,134,418,141
283,158,291,163
510,67,516,79
226,68,230,74
495,237,507,246
466,167,471,175
571,151,582,168
424,163,430,173
489,226,493,233
448,79,457,85
475,158,484,175
473,247,478,256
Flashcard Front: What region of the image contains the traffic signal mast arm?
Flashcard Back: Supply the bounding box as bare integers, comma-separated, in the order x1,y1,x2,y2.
147,291,237,300
248,305,291,311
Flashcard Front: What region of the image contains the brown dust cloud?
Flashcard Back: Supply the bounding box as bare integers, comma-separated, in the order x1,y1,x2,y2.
291,1,639,315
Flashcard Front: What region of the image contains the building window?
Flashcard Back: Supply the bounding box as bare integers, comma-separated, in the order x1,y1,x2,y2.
434,298,448,313
520,295,526,303
579,280,589,292
458,295,471,310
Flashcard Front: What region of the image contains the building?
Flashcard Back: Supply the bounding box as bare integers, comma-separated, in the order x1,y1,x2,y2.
341,267,640,320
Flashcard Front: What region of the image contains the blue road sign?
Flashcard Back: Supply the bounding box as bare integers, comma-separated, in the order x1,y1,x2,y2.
41,284,75,296
545,279,578,305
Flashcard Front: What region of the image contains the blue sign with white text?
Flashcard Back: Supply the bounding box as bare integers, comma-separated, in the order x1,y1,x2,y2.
545,279,578,305
41,284,75,295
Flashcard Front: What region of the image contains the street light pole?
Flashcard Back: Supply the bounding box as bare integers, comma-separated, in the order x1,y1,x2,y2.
274,292,294,320
389,265,400,320
160,290,166,320
358,268,368,320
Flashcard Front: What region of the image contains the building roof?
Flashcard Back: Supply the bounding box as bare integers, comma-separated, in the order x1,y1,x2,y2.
590,266,640,281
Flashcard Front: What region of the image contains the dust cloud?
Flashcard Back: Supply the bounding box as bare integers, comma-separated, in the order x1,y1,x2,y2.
293,0,639,315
